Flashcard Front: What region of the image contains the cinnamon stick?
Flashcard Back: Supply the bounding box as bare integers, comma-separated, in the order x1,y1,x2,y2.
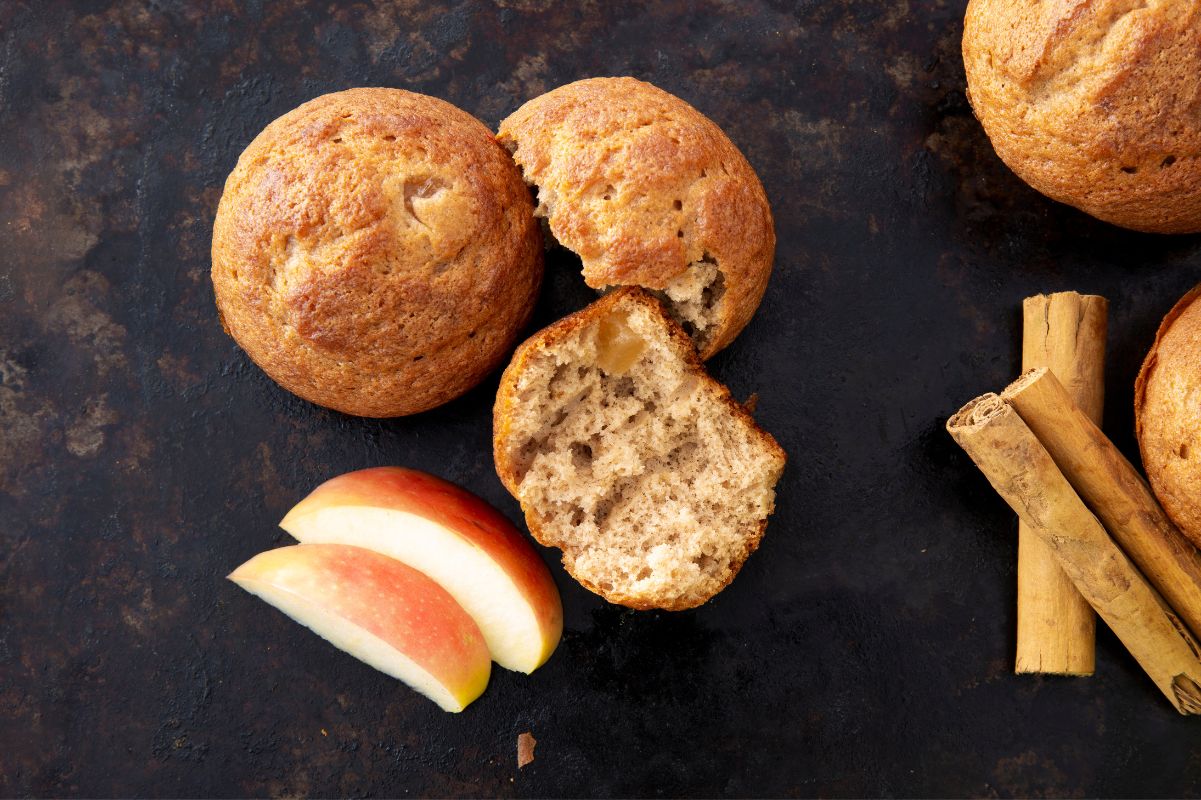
947,394,1201,713
1016,293,1106,675
1002,368,1201,642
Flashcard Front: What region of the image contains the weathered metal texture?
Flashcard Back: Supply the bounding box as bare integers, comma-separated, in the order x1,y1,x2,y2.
2,1,1201,796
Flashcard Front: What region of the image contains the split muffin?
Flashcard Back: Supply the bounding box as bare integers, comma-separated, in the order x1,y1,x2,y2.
498,77,776,358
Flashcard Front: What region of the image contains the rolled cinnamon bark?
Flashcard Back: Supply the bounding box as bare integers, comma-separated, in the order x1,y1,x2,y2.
1002,368,1201,642
1016,293,1106,676
947,393,1201,714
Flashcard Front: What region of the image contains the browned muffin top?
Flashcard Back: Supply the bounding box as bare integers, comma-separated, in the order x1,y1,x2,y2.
498,77,775,358
212,88,542,417
963,0,1201,233
1136,285,1201,547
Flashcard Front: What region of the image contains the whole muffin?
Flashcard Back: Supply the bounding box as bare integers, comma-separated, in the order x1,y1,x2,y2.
1136,285,1201,547
498,77,775,359
212,88,542,417
963,1,1201,234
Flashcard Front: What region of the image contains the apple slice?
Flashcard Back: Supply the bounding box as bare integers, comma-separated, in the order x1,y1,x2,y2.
229,544,491,712
280,467,562,674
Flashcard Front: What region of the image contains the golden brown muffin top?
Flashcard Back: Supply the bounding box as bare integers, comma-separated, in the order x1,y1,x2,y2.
493,288,785,610
1136,285,1201,547
963,0,1201,233
498,77,775,358
211,88,542,417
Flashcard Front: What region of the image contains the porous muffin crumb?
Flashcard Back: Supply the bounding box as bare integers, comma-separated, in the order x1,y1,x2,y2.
494,288,785,610
498,77,775,358
212,88,542,417
963,1,1201,233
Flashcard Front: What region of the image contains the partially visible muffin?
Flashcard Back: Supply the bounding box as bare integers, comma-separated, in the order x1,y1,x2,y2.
498,77,776,358
212,88,543,417
963,1,1201,234
1136,284,1201,547
494,288,786,610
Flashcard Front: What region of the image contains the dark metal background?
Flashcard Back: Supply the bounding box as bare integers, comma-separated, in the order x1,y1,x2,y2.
3,1,1201,796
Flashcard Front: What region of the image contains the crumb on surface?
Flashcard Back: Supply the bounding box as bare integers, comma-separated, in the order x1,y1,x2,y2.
517,731,536,769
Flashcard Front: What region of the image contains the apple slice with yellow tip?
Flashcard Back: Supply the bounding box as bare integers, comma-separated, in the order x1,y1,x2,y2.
229,543,491,712
280,467,562,674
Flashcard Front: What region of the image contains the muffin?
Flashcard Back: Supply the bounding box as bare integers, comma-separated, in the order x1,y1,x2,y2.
1136,284,1201,547
494,288,786,610
498,77,776,359
212,88,543,417
963,1,1201,234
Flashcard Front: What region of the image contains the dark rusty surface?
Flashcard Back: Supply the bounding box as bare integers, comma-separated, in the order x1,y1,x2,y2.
3,1,1201,796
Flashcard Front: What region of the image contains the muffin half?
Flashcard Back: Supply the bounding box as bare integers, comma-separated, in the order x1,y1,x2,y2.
1136,284,1201,547
499,77,775,358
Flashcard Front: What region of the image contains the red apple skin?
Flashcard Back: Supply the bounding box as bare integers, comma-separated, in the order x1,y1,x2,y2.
230,544,491,709
281,467,562,666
